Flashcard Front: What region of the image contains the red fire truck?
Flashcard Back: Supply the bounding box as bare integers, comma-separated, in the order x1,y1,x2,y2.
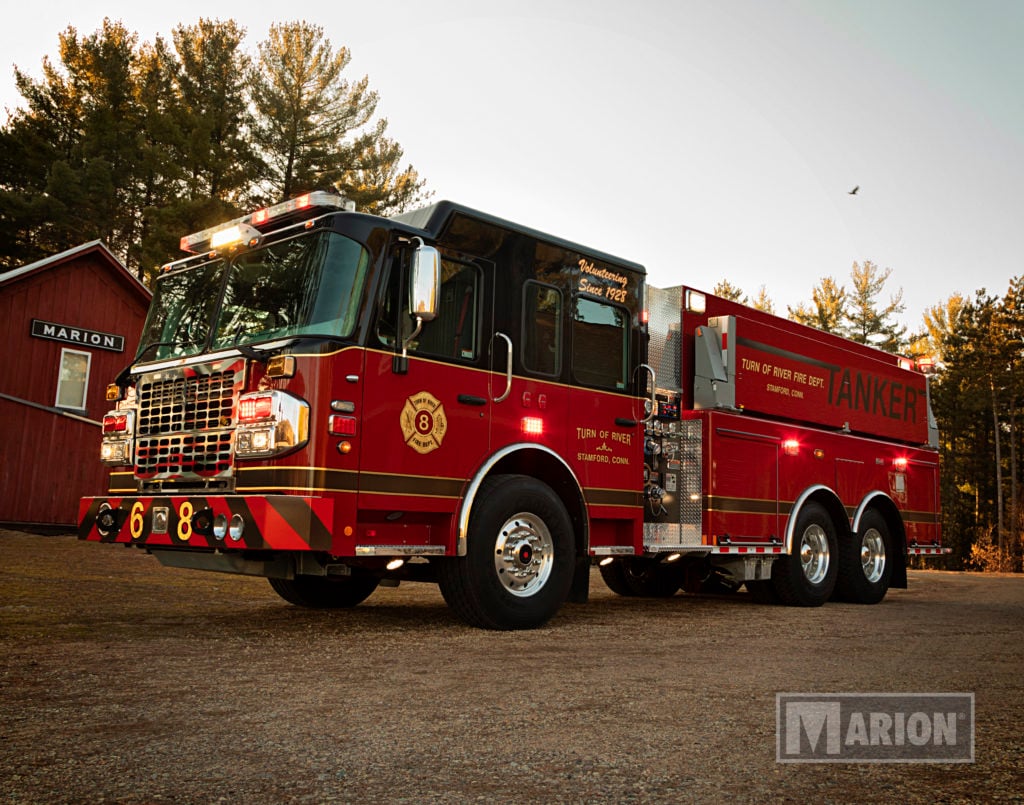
79,193,943,629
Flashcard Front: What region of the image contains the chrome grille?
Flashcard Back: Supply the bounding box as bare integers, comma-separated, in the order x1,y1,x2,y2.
136,432,233,476
134,365,240,480
137,370,235,435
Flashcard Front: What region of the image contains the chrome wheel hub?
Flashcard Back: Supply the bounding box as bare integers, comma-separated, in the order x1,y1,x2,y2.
860,528,886,583
799,524,830,585
493,512,554,597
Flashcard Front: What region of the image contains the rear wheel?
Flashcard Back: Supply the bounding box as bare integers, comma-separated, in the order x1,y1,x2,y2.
772,502,838,606
836,509,894,604
745,579,781,604
681,562,741,595
268,574,380,608
437,475,574,630
598,559,639,596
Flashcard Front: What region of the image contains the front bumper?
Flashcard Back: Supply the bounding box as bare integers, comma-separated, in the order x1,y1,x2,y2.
79,494,335,552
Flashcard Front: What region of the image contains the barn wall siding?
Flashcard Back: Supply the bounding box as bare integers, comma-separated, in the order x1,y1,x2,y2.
0,246,149,526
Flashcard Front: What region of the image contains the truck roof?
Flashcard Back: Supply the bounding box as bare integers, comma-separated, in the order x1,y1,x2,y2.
393,200,646,275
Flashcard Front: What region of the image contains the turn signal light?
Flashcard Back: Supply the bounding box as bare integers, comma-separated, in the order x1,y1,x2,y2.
238,395,274,422
102,414,128,433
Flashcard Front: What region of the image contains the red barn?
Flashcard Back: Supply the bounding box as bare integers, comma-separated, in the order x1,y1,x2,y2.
0,241,151,527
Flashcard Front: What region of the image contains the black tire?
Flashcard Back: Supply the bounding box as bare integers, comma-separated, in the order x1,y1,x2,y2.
772,502,839,607
268,574,379,608
680,561,741,595
436,474,574,630
599,557,680,598
836,509,894,604
745,579,781,604
599,559,640,596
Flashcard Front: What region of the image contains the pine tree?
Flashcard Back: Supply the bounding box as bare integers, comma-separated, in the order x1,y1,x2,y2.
788,276,846,333
1,18,433,273
0,21,142,266
713,280,745,303
172,19,258,204
329,127,429,215
249,21,428,213
250,22,375,200
132,34,187,277
749,285,775,314
906,293,966,366
843,260,906,351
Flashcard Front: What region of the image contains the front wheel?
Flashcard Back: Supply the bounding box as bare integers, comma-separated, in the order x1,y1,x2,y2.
772,502,838,606
836,509,894,604
437,474,574,630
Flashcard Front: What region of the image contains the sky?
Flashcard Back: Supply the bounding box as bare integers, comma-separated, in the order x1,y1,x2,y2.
1,0,1022,331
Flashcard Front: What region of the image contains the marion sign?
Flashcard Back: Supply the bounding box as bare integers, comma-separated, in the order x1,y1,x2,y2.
31,319,125,353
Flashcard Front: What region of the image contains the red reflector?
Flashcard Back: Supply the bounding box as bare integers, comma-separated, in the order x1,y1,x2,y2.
238,395,274,422
521,417,544,436
328,415,357,436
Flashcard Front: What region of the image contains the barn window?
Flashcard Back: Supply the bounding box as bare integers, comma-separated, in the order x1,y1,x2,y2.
55,348,91,411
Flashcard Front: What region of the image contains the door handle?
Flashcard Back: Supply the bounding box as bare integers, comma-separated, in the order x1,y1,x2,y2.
639,363,656,422
458,394,487,406
493,332,512,403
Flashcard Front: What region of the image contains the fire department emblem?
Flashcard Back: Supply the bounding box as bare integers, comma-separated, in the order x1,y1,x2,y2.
400,391,448,454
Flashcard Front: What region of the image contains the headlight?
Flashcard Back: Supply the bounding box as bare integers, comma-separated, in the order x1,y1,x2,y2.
100,409,135,465
234,390,309,459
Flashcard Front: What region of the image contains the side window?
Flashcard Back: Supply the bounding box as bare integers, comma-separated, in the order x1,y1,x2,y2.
56,348,91,410
522,282,561,376
572,297,628,390
376,258,480,361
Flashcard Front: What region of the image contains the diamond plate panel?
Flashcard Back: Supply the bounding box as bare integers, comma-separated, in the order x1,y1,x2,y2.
647,285,683,392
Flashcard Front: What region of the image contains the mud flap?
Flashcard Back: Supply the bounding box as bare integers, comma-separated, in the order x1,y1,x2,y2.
568,555,591,603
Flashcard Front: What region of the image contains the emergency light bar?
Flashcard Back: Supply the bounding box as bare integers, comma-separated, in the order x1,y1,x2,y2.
179,191,355,254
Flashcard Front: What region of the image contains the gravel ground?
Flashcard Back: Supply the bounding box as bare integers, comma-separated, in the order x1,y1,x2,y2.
1,529,1022,803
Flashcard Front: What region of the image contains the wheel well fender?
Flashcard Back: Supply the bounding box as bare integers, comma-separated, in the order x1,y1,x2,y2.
457,444,587,557
786,485,850,553
853,491,908,589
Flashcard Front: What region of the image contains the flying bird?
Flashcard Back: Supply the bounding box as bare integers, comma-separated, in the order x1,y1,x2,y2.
848,185,860,195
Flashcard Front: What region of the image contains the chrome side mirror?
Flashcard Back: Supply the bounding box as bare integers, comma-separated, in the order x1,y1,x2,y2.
396,238,441,374
409,238,440,322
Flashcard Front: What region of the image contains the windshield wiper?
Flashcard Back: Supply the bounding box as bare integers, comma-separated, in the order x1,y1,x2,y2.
136,337,202,360
226,323,273,363
234,343,270,363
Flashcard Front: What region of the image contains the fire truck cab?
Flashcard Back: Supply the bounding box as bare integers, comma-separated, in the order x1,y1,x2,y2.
79,193,942,628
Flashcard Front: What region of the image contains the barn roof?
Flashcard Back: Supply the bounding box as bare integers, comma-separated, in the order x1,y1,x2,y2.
0,240,151,302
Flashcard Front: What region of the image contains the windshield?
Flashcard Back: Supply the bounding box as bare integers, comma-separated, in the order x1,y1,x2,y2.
137,231,370,362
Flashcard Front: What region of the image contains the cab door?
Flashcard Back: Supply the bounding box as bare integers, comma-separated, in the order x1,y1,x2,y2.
567,293,645,549
357,250,494,544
